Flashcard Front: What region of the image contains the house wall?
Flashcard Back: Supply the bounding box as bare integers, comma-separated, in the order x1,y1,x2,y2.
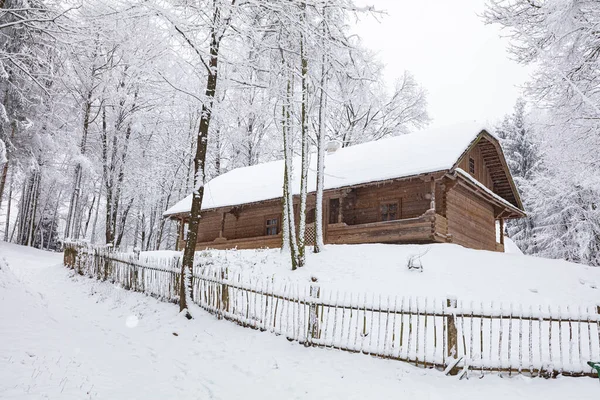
225,201,284,240
179,175,500,252
193,210,222,243
184,179,439,250
457,142,494,191
446,184,496,251
340,179,434,225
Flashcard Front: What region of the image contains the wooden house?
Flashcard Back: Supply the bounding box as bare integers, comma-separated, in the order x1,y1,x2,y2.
164,122,525,252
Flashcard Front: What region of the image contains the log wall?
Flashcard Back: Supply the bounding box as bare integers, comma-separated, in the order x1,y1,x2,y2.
178,175,501,252
457,143,494,190
342,179,432,225
446,185,496,251
225,201,283,240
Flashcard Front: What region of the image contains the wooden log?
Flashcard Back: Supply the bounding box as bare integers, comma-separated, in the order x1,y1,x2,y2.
430,177,436,210
446,297,459,375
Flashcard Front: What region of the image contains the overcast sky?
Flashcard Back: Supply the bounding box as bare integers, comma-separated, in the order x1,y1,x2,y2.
353,0,532,129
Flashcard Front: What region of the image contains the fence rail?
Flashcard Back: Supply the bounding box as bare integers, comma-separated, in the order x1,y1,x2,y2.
64,243,600,378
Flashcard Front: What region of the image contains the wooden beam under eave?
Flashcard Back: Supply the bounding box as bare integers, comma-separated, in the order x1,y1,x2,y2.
455,180,524,218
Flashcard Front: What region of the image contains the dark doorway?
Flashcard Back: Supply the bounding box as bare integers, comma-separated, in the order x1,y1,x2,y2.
329,198,340,224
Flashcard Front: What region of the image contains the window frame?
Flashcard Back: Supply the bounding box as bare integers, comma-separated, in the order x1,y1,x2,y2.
380,200,400,222
264,215,280,236
469,156,475,174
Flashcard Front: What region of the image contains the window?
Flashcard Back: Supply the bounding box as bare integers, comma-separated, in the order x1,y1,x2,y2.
306,208,316,224
380,202,399,221
265,217,279,236
469,157,475,174
329,198,340,224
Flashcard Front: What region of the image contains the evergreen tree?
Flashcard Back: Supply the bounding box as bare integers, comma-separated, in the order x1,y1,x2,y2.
495,99,540,254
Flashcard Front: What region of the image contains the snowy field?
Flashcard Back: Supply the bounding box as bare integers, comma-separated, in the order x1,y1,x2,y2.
1,241,599,399
144,241,600,307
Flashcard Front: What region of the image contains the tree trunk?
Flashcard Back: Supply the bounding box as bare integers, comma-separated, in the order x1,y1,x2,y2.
180,14,223,316
26,171,40,247
0,161,8,209
3,178,12,241
65,91,92,240
297,9,309,267
314,9,328,253
282,71,299,270
0,121,16,210
48,189,62,250
82,191,96,238
17,174,33,245
91,175,102,244
101,105,115,245
115,201,132,248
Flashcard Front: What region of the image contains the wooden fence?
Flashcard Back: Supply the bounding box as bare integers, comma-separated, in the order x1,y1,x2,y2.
64,243,600,378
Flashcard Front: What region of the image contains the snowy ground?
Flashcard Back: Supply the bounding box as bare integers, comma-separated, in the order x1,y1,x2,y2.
1,241,599,399
144,241,600,308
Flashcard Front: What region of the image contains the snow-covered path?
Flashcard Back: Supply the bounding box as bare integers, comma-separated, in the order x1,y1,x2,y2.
0,242,598,399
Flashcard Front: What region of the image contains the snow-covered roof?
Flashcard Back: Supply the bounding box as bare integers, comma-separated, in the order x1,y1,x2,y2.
164,121,489,216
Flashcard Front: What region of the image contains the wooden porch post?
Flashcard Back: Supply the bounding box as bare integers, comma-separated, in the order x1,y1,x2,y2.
219,212,226,238
430,177,436,211
499,218,505,245
176,218,183,250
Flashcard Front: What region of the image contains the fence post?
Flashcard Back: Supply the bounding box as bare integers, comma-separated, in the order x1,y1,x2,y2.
76,245,83,275
63,243,76,269
446,297,459,375
221,268,229,319
308,277,321,345
173,257,180,303
103,248,111,282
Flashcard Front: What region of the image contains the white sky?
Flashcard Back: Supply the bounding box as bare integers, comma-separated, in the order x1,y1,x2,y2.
353,0,533,129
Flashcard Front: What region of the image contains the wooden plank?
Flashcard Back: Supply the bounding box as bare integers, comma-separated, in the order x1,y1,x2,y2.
446,185,496,251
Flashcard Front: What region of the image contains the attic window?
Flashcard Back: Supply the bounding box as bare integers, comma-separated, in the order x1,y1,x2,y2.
469,157,475,174
380,202,399,221
265,217,279,236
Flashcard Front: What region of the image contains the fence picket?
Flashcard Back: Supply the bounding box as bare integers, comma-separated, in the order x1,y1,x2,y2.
346,293,354,350
407,297,413,361
558,305,564,374
518,304,523,374
390,296,398,359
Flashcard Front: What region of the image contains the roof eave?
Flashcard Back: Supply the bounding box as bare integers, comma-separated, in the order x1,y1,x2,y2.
163,170,450,219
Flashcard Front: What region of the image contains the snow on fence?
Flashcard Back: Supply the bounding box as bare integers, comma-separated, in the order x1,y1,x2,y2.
63,243,600,378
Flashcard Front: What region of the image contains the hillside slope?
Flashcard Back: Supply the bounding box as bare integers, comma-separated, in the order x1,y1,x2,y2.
146,243,600,307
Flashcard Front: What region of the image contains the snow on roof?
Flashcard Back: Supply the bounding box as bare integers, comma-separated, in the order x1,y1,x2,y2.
164,121,488,216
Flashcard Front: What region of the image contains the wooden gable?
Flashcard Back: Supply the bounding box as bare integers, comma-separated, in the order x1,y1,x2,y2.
453,130,523,210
